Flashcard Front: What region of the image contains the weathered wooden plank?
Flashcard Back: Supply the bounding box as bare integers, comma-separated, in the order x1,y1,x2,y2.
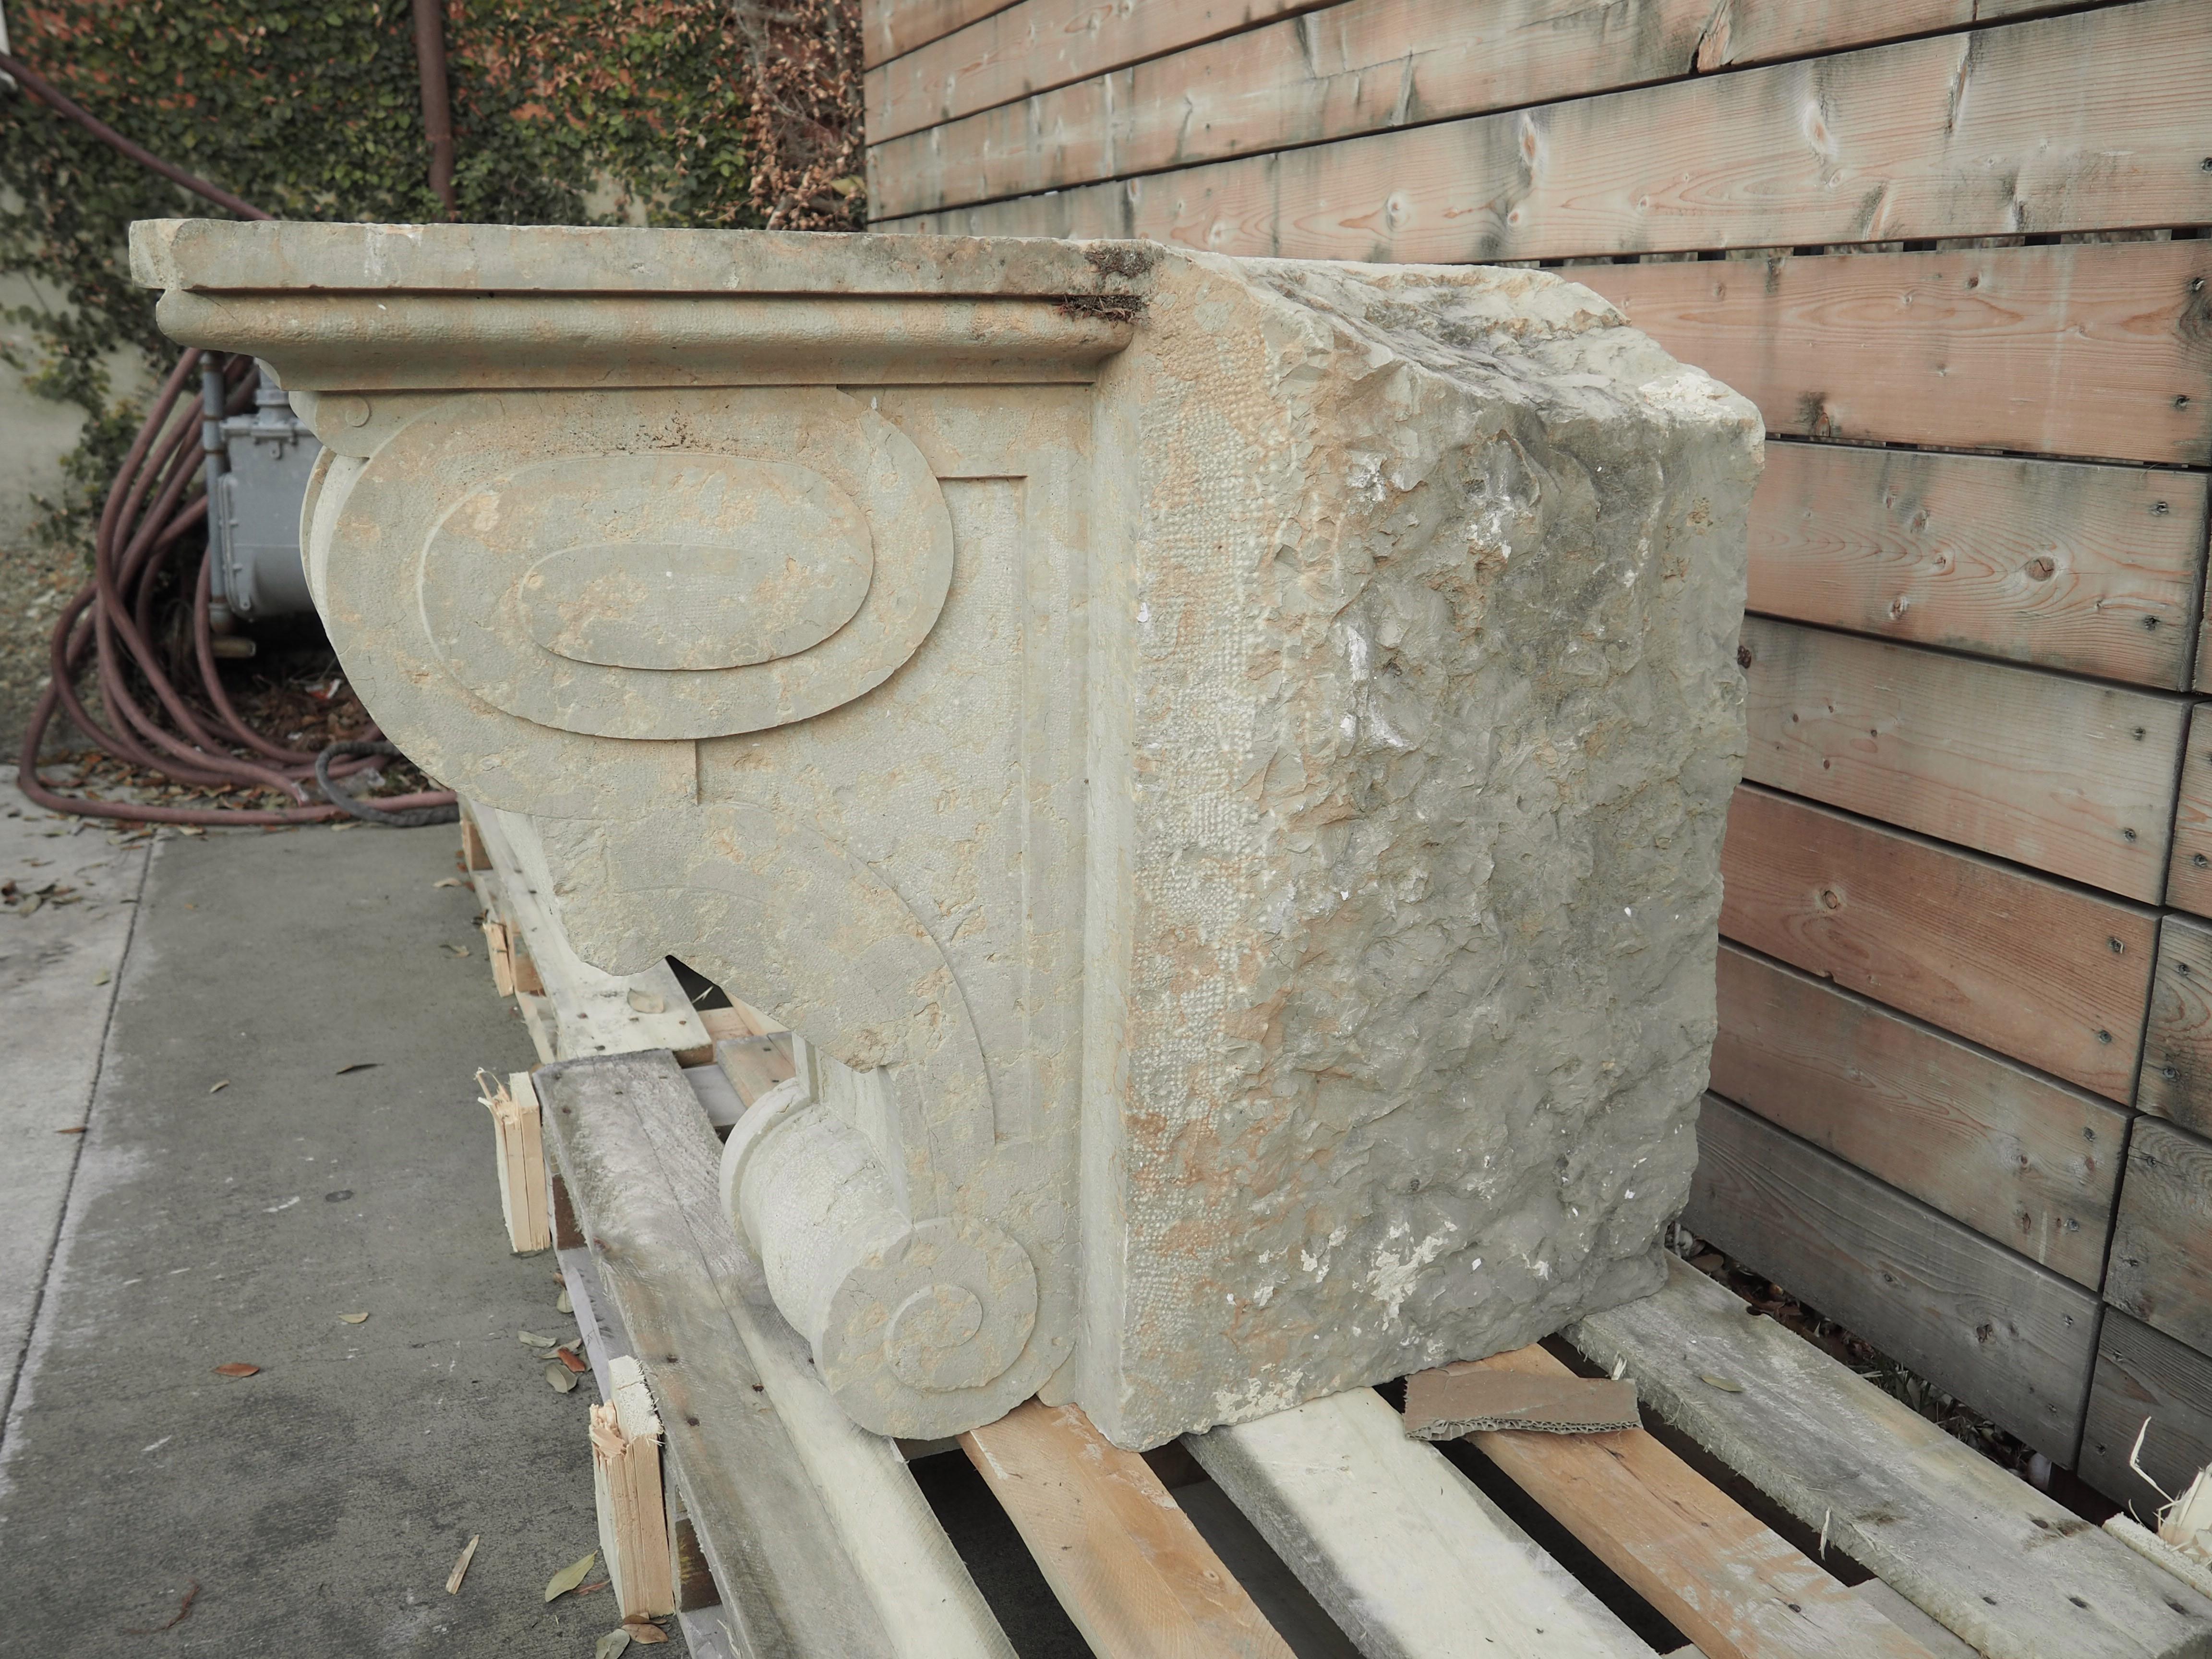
2167,707,2212,919
878,0,2212,258
1684,1093,2100,1461
1744,444,2204,687
1719,785,2159,1100
1566,1255,2212,1659
868,0,1335,140
2107,1117,2212,1360
866,0,2025,163
1713,942,2126,1285
1576,241,2212,466
1741,617,2188,902
960,1401,1295,1658
535,1054,1015,1659
862,0,1020,69
1187,1386,1652,1658
471,805,713,1061
1464,1343,1943,1659
2079,1309,2212,1516
2141,914,2212,1135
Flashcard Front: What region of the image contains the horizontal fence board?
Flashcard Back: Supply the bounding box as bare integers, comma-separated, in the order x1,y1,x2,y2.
1685,1093,2100,1462
2078,1309,2212,1513
1746,443,2204,687
1713,942,2127,1286
1719,784,2158,1100
1573,241,2212,466
868,0,1332,134
2106,1117,2212,1358
877,0,2212,259
2140,913,2212,1134
870,0,1994,215
1741,616,2187,902
864,0,1021,70
2166,705,2212,917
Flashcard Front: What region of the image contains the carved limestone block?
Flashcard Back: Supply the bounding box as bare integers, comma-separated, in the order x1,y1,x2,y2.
134,219,1761,1447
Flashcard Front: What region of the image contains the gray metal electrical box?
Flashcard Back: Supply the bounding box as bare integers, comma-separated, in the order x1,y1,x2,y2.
209,367,319,621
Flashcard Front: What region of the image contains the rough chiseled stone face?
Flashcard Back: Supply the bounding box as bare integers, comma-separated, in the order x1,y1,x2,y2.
136,220,1760,1447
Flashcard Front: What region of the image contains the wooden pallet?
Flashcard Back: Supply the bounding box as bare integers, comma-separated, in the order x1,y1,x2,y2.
463,809,2212,1659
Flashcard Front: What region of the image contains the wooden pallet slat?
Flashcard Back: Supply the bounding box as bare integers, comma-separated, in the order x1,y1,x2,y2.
1187,1386,1654,1658
878,0,2212,260
1567,1254,2212,1659
1685,1093,2100,1461
1713,943,2127,1286
469,807,713,1062
1741,617,2188,902
534,1054,1017,1659
961,1401,1295,1658
1462,1344,1943,1659
2106,1117,2212,1359
1575,240,2212,467
862,0,1021,69
2079,1308,2212,1516
1718,784,2159,1101
2140,914,2212,1134
1744,444,2204,688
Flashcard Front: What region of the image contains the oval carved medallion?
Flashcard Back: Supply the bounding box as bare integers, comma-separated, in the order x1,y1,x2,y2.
499,455,873,670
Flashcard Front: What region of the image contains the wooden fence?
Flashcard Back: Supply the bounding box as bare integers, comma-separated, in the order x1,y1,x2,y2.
865,0,2212,1500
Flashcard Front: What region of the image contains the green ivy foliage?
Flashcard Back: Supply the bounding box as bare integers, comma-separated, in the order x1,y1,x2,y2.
0,0,754,548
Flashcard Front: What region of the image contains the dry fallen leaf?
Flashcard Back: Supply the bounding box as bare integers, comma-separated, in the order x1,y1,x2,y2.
518,1330,554,1346
340,1312,370,1325
555,1288,573,1315
56,1125,85,1135
92,968,111,986
1698,1373,1745,1394
214,1362,260,1378
546,1363,579,1393
335,1062,377,1076
544,1551,596,1602
433,877,464,888
445,943,471,957
208,1080,230,1094
445,1533,480,1595
594,1631,632,1659
624,1617,671,1645
626,988,665,1015
556,1347,589,1374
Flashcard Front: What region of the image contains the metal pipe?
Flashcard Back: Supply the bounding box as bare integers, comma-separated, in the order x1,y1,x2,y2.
410,0,457,218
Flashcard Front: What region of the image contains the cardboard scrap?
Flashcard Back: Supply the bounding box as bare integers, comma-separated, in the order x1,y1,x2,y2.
1404,1360,1639,1438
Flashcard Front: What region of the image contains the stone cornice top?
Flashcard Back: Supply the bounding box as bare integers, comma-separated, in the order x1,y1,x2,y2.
130,218,1156,299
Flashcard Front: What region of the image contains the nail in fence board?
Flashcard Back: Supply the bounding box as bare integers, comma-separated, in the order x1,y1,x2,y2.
2138,914,2212,1134
866,0,1999,215
531,1054,1016,1659
2165,708,2212,919
1463,1343,1943,1659
959,1400,1297,1658
1573,240,2212,467
1566,1256,2212,1659
1741,618,2188,903
1746,445,2204,689
878,0,2212,260
1718,784,2159,1101
2106,1117,2212,1360
1713,942,2126,1286
1685,1093,2099,1462
2079,1308,2212,1515
1188,1387,1653,1658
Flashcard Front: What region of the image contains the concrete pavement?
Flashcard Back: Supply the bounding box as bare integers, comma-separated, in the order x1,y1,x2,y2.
0,814,609,1653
